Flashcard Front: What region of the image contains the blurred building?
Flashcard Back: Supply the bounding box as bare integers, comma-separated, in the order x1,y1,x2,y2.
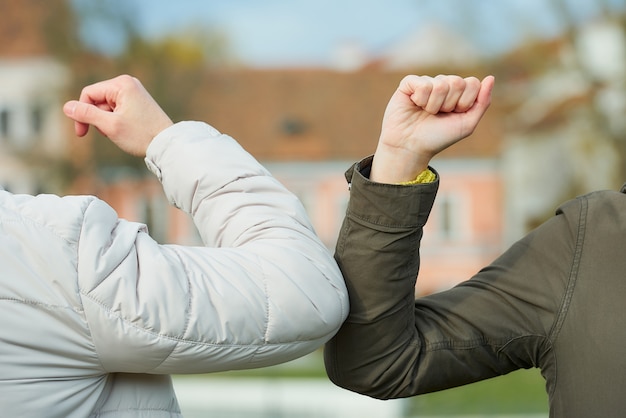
0,3,505,294
20,2,621,296
0,1,70,194
186,27,504,294
498,17,626,242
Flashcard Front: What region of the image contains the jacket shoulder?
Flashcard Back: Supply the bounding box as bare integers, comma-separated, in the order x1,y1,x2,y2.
0,190,97,244
557,188,626,215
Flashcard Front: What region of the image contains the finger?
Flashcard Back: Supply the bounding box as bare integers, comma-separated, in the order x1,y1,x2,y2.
463,75,495,127
78,78,119,108
62,101,88,137
63,100,113,137
65,77,120,137
438,75,467,112
454,77,482,113
421,75,451,114
474,75,495,113
406,77,434,108
74,121,89,137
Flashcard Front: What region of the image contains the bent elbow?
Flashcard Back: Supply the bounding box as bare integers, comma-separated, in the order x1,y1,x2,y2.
261,241,349,342
324,335,409,401
325,365,395,401
315,267,350,338
268,268,348,345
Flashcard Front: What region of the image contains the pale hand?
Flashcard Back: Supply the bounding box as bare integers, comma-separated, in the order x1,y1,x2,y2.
371,74,495,184
63,75,174,157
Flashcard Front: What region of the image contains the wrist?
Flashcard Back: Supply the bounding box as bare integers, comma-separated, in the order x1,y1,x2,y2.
370,144,431,184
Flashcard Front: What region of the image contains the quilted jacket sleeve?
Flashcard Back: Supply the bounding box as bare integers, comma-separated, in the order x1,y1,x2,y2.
77,121,348,374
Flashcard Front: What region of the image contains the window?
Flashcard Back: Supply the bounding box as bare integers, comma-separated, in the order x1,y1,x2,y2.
31,104,44,135
0,108,10,138
280,116,307,136
435,192,464,242
138,192,169,243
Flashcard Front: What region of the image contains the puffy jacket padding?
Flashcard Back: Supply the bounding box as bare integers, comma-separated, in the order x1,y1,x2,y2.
0,122,348,417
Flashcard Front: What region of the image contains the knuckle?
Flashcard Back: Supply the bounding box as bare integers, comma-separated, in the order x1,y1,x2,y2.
464,76,481,90
431,80,449,95
116,74,134,84
115,74,142,91
448,76,465,90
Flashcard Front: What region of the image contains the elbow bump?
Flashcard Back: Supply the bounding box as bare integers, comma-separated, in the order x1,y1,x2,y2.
327,372,393,401
284,252,349,325
317,271,350,334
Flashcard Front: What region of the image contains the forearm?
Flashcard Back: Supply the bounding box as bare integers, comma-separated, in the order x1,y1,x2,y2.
324,156,438,396
82,122,348,373
326,74,498,397
153,122,347,355
326,160,574,398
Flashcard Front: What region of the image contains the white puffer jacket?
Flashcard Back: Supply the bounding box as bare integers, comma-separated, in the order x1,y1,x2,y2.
0,122,349,417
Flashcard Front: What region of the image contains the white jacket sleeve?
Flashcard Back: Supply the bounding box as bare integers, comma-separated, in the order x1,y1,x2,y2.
77,121,348,374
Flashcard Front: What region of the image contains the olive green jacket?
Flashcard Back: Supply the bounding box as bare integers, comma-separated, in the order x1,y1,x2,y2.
325,156,626,418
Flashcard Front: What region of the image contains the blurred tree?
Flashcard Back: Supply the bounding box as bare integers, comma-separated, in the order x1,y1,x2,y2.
0,0,85,193
48,1,232,179
42,0,84,60
403,0,626,236
484,0,626,235
549,0,626,180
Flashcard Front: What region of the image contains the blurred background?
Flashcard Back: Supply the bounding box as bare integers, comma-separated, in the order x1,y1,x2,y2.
2,0,625,416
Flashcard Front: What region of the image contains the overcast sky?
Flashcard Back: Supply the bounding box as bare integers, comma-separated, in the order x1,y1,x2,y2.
72,0,626,67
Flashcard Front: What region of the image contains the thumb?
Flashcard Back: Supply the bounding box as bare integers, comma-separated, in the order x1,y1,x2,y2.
460,75,494,135
63,100,112,137
470,75,494,117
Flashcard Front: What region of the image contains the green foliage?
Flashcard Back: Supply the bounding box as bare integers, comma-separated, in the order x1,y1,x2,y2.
47,1,233,180
42,0,84,62
179,351,549,416
198,350,330,380
409,368,549,416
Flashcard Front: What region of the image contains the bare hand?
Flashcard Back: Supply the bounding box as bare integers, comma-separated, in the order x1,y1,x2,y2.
63,75,174,157
371,74,495,184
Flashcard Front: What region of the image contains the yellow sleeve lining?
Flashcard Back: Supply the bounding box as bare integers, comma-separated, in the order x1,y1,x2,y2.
398,169,436,185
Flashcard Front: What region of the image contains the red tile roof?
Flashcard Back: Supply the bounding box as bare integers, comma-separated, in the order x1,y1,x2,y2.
0,0,64,57
189,68,504,161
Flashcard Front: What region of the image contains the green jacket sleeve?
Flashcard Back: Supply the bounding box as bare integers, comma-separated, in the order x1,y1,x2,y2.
324,156,575,400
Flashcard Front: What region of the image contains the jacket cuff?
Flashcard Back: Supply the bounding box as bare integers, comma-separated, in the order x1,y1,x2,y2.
344,156,439,229
144,121,221,182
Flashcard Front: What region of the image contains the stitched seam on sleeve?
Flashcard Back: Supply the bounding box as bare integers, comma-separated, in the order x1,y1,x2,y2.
548,196,587,342
0,297,83,313
76,198,109,373
259,253,271,344
149,247,195,371
79,291,320,347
